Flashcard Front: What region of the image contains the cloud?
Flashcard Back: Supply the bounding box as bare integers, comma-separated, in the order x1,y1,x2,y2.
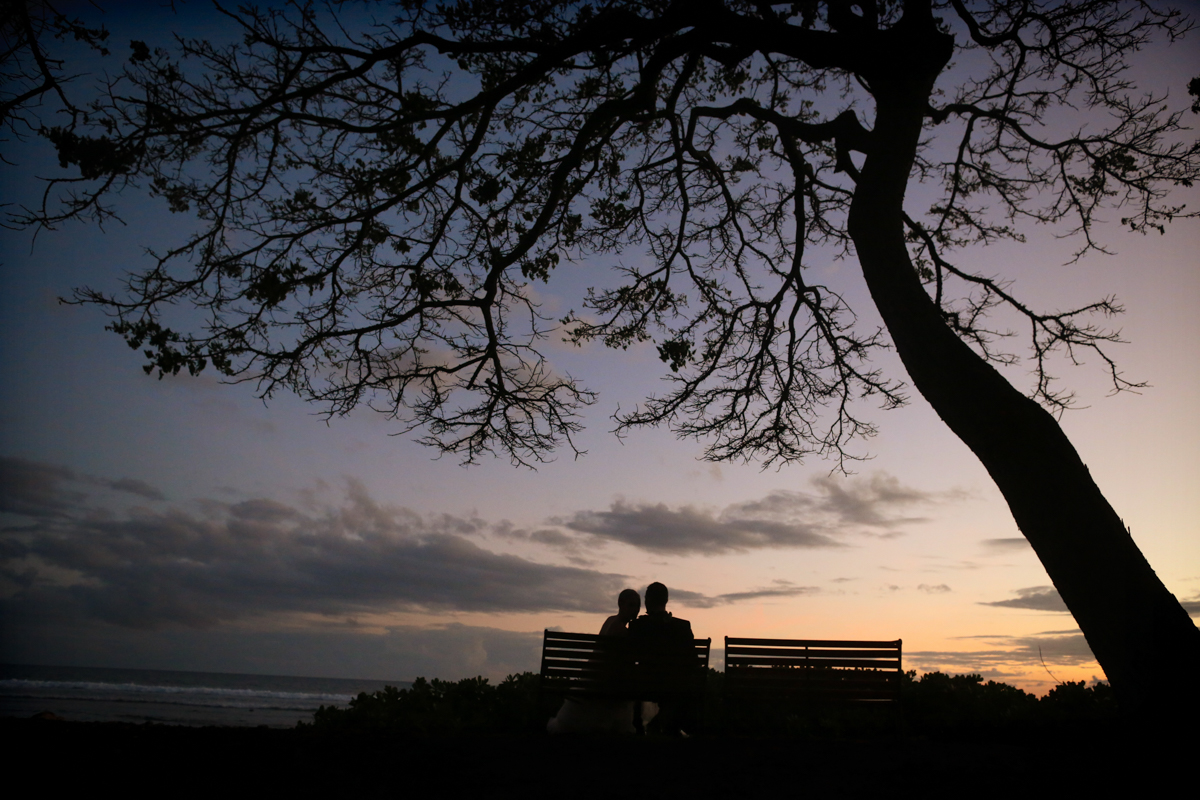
0,456,167,518
805,473,944,526
0,457,85,518
103,478,167,501
1008,633,1095,663
918,584,952,593
907,630,1098,674
557,472,956,555
982,538,1029,551
373,623,544,679
560,500,843,555
1,459,625,629
980,586,1070,613
491,521,588,557
671,581,819,608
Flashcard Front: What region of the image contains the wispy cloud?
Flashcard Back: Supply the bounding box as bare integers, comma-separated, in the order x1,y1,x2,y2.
982,537,1029,551
554,472,960,555
671,580,819,608
980,586,1070,613
907,630,1097,674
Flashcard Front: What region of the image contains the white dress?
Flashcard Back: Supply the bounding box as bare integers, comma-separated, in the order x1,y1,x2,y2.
546,615,644,734
546,696,637,734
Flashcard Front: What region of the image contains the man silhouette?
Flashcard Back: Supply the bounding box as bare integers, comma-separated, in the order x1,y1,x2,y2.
627,582,696,735
629,582,692,644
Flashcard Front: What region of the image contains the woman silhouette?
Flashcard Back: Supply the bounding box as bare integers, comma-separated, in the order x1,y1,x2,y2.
546,589,641,734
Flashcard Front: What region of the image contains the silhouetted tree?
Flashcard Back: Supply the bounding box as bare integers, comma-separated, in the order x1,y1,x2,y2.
11,1,1200,717
0,0,111,141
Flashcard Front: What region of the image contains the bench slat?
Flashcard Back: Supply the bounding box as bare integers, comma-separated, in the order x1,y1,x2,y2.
727,676,899,689
726,673,898,684
726,637,901,649
726,646,901,659
727,658,900,671
544,631,615,642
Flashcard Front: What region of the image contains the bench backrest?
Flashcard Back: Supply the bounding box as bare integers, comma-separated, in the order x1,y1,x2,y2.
540,630,710,698
724,637,902,702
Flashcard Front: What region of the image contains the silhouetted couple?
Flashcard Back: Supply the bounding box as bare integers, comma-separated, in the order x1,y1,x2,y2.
547,582,696,736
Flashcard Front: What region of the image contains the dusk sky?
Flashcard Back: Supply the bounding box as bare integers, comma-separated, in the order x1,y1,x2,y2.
2,1,1198,694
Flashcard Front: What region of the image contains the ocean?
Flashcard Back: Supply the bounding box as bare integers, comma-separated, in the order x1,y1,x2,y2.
0,663,411,728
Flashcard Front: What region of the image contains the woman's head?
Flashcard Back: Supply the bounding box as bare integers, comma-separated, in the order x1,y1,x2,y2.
618,588,641,621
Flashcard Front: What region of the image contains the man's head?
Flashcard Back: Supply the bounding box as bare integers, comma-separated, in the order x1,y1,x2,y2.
618,588,641,621
645,582,669,613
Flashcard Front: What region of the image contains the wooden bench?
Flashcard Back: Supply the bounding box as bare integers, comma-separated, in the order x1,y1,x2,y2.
539,630,711,702
724,637,903,704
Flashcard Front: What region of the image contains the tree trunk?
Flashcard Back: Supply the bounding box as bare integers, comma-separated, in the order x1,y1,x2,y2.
846,18,1199,717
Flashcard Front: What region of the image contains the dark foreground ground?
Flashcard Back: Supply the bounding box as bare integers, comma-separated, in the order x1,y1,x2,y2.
4,715,1187,796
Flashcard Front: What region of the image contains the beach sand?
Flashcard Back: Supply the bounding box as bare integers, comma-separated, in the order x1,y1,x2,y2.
3,715,1184,795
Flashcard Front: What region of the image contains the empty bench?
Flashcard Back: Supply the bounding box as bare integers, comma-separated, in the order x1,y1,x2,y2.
724,637,903,704
539,630,711,702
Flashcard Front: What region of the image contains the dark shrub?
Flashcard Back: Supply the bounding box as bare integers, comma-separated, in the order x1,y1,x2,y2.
308,672,549,735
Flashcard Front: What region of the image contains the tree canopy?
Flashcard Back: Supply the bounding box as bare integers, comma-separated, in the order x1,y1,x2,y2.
1,0,112,142
18,0,1196,467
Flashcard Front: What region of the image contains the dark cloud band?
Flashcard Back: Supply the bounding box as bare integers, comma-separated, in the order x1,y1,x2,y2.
1,458,624,628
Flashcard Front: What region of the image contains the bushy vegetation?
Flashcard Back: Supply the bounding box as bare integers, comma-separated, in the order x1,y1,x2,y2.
305,669,1117,737
900,671,1117,730
306,673,554,735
